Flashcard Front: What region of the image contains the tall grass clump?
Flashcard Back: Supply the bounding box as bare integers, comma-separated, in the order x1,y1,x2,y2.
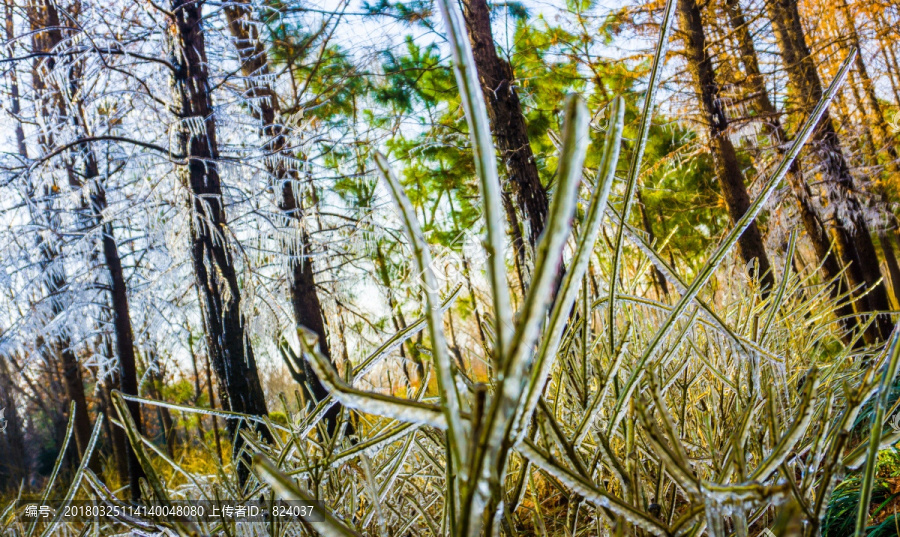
3,1,898,536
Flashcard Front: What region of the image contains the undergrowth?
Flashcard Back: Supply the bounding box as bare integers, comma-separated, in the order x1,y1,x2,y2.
1,0,898,536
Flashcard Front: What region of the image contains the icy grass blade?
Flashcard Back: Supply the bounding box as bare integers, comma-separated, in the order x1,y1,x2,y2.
82,470,156,532
351,284,462,380
374,151,466,470
253,455,362,537
38,413,103,537
292,374,431,473
516,96,625,440
294,285,461,437
760,229,798,342
111,390,169,502
608,0,677,352
520,439,670,536
609,207,781,364
433,0,513,365
573,324,632,445
750,368,819,481
133,425,211,501
26,400,75,537
118,392,287,431
855,324,900,536
606,50,856,436
844,430,900,469
504,94,590,388
295,326,448,429
462,94,591,534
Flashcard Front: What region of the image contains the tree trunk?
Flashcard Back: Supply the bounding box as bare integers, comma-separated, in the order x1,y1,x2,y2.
223,1,345,435
502,188,529,296
876,12,900,105
0,357,28,490
766,0,894,341
374,241,424,381
678,0,775,293
167,0,271,483
636,188,670,299
30,0,148,497
723,0,861,342
75,126,146,497
204,352,224,464
145,350,177,456
833,2,900,309
839,0,898,167
99,355,129,487
460,0,549,251
25,0,100,474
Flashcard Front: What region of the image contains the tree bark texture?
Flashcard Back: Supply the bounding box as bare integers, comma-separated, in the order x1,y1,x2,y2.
223,0,345,435
461,0,549,251
678,0,775,293
766,0,894,341
168,0,271,482
723,0,861,342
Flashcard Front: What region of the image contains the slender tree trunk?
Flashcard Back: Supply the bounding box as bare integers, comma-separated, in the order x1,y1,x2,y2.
502,189,529,296
374,242,424,380
461,253,489,355
167,0,271,483
223,1,345,435
185,329,207,442
204,352,223,464
145,351,177,455
636,189,669,299
876,12,900,105
100,364,129,485
723,0,861,342
30,0,148,497
0,358,27,490
846,69,881,166
839,0,898,167
460,0,549,251
833,3,900,308
24,0,99,474
678,0,775,293
766,0,894,341
73,124,146,496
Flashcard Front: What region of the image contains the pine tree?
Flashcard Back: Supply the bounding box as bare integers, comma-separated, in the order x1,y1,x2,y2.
677,0,775,292
166,0,271,483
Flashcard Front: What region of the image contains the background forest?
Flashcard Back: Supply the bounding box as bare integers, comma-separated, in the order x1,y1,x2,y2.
3,0,900,535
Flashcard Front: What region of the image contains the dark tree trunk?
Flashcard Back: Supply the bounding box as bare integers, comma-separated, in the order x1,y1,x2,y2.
145,351,177,455
25,0,99,475
60,347,99,472
723,0,861,343
839,0,898,166
461,0,549,251
30,0,148,497
223,0,345,435
77,134,146,498
636,188,669,299
0,358,28,490
501,188,529,296
834,2,900,308
204,352,224,464
167,0,271,483
100,361,129,486
677,0,775,293
766,0,894,341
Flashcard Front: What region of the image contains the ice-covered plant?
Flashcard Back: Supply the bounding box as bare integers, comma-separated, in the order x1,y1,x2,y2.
4,0,898,536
